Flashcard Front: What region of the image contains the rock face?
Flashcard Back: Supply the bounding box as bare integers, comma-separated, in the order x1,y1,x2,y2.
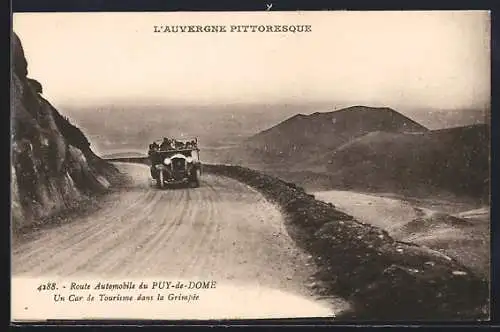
11,32,120,232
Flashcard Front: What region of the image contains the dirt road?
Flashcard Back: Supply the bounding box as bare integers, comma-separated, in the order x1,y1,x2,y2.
313,190,490,279
12,163,347,319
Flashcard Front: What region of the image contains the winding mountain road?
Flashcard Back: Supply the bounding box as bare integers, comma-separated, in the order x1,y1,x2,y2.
12,162,348,319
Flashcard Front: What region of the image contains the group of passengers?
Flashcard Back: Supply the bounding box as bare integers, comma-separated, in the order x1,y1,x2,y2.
148,137,197,154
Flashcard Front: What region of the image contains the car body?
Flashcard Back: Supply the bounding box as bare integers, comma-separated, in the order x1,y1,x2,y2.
148,139,201,188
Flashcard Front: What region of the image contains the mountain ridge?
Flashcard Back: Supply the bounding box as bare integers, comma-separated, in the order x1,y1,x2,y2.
220,106,489,203
242,105,429,167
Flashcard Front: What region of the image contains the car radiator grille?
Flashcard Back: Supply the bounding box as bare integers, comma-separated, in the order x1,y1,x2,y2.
171,158,187,180
172,158,186,169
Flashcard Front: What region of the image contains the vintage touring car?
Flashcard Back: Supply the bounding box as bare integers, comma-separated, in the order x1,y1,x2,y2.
148,138,201,188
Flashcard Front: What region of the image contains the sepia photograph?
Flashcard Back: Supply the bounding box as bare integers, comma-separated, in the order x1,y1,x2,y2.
11,11,491,322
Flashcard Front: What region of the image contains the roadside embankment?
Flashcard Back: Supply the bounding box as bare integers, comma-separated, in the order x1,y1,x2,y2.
202,163,489,321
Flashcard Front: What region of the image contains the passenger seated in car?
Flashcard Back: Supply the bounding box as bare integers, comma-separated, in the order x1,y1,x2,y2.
148,142,159,156
159,137,171,150
173,140,183,149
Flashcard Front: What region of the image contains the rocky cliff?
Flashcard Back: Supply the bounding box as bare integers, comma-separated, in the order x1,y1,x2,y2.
11,32,121,232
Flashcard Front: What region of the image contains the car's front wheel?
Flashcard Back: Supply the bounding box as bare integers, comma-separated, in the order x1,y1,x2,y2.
157,171,165,189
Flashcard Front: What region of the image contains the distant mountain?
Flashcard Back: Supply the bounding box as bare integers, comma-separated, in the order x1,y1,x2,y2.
243,106,428,167
223,106,489,203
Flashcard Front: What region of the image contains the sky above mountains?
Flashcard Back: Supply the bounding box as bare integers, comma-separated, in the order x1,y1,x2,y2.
13,11,490,115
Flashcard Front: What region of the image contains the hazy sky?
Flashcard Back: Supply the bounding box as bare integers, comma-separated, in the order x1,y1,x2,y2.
13,11,490,111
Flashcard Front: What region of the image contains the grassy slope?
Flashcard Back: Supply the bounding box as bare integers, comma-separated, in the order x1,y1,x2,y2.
318,124,490,202
225,116,489,205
